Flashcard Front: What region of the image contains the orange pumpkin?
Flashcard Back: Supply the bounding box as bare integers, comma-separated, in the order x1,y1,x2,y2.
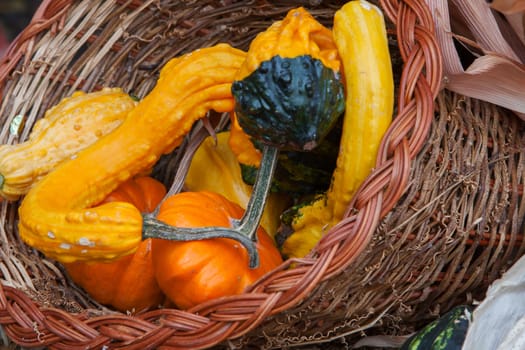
64,176,166,313
152,191,283,310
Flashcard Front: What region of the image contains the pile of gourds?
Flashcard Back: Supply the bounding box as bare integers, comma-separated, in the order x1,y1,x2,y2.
0,1,394,313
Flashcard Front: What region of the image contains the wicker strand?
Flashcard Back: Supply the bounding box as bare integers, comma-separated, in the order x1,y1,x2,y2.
0,0,73,91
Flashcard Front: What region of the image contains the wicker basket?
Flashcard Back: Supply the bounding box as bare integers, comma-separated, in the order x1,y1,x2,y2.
0,0,523,348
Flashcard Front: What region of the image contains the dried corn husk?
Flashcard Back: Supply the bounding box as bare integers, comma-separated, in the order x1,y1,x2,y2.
426,0,525,119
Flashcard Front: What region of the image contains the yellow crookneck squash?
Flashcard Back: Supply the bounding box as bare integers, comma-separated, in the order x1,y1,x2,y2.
18,44,247,263
152,191,283,310
184,131,290,237
281,0,395,259
64,176,166,313
0,88,136,201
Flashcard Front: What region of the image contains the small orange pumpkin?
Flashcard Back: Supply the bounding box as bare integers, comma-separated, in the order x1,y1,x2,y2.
64,176,166,313
152,191,283,310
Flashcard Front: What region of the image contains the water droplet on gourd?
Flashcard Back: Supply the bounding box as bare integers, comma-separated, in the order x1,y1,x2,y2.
84,211,99,223
78,237,95,247
59,243,72,250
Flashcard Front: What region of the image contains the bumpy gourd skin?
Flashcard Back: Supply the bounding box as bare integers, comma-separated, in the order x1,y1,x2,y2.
228,6,345,199
232,55,345,151
0,88,136,200
18,44,247,263
228,7,341,167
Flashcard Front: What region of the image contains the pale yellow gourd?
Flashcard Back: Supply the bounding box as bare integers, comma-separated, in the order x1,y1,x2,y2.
0,88,136,200
185,131,290,237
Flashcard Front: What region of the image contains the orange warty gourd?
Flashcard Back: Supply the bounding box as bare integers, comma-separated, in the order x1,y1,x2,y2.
64,176,167,313
17,44,246,262
152,191,283,310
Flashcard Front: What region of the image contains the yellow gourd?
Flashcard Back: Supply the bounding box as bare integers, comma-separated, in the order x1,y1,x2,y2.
282,0,395,258
0,88,136,200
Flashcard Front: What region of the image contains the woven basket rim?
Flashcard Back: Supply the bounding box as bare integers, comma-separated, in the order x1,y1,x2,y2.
0,0,443,348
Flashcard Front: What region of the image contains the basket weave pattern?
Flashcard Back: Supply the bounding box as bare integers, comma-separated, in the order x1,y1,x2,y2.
374,91,525,321
1,0,521,349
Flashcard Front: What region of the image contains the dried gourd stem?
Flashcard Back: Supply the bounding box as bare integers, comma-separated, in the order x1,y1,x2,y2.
143,145,280,269
231,146,279,236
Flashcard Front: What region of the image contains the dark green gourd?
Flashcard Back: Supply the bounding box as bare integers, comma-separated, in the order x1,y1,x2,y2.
400,305,472,350
231,55,345,152
232,55,345,195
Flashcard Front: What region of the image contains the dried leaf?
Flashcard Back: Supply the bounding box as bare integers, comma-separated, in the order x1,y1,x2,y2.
490,0,525,45
426,0,525,119
489,0,525,14
430,0,464,74
445,54,525,115
503,12,525,44
452,0,520,60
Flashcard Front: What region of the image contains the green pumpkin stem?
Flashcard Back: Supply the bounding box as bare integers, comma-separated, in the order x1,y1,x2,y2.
142,145,279,269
